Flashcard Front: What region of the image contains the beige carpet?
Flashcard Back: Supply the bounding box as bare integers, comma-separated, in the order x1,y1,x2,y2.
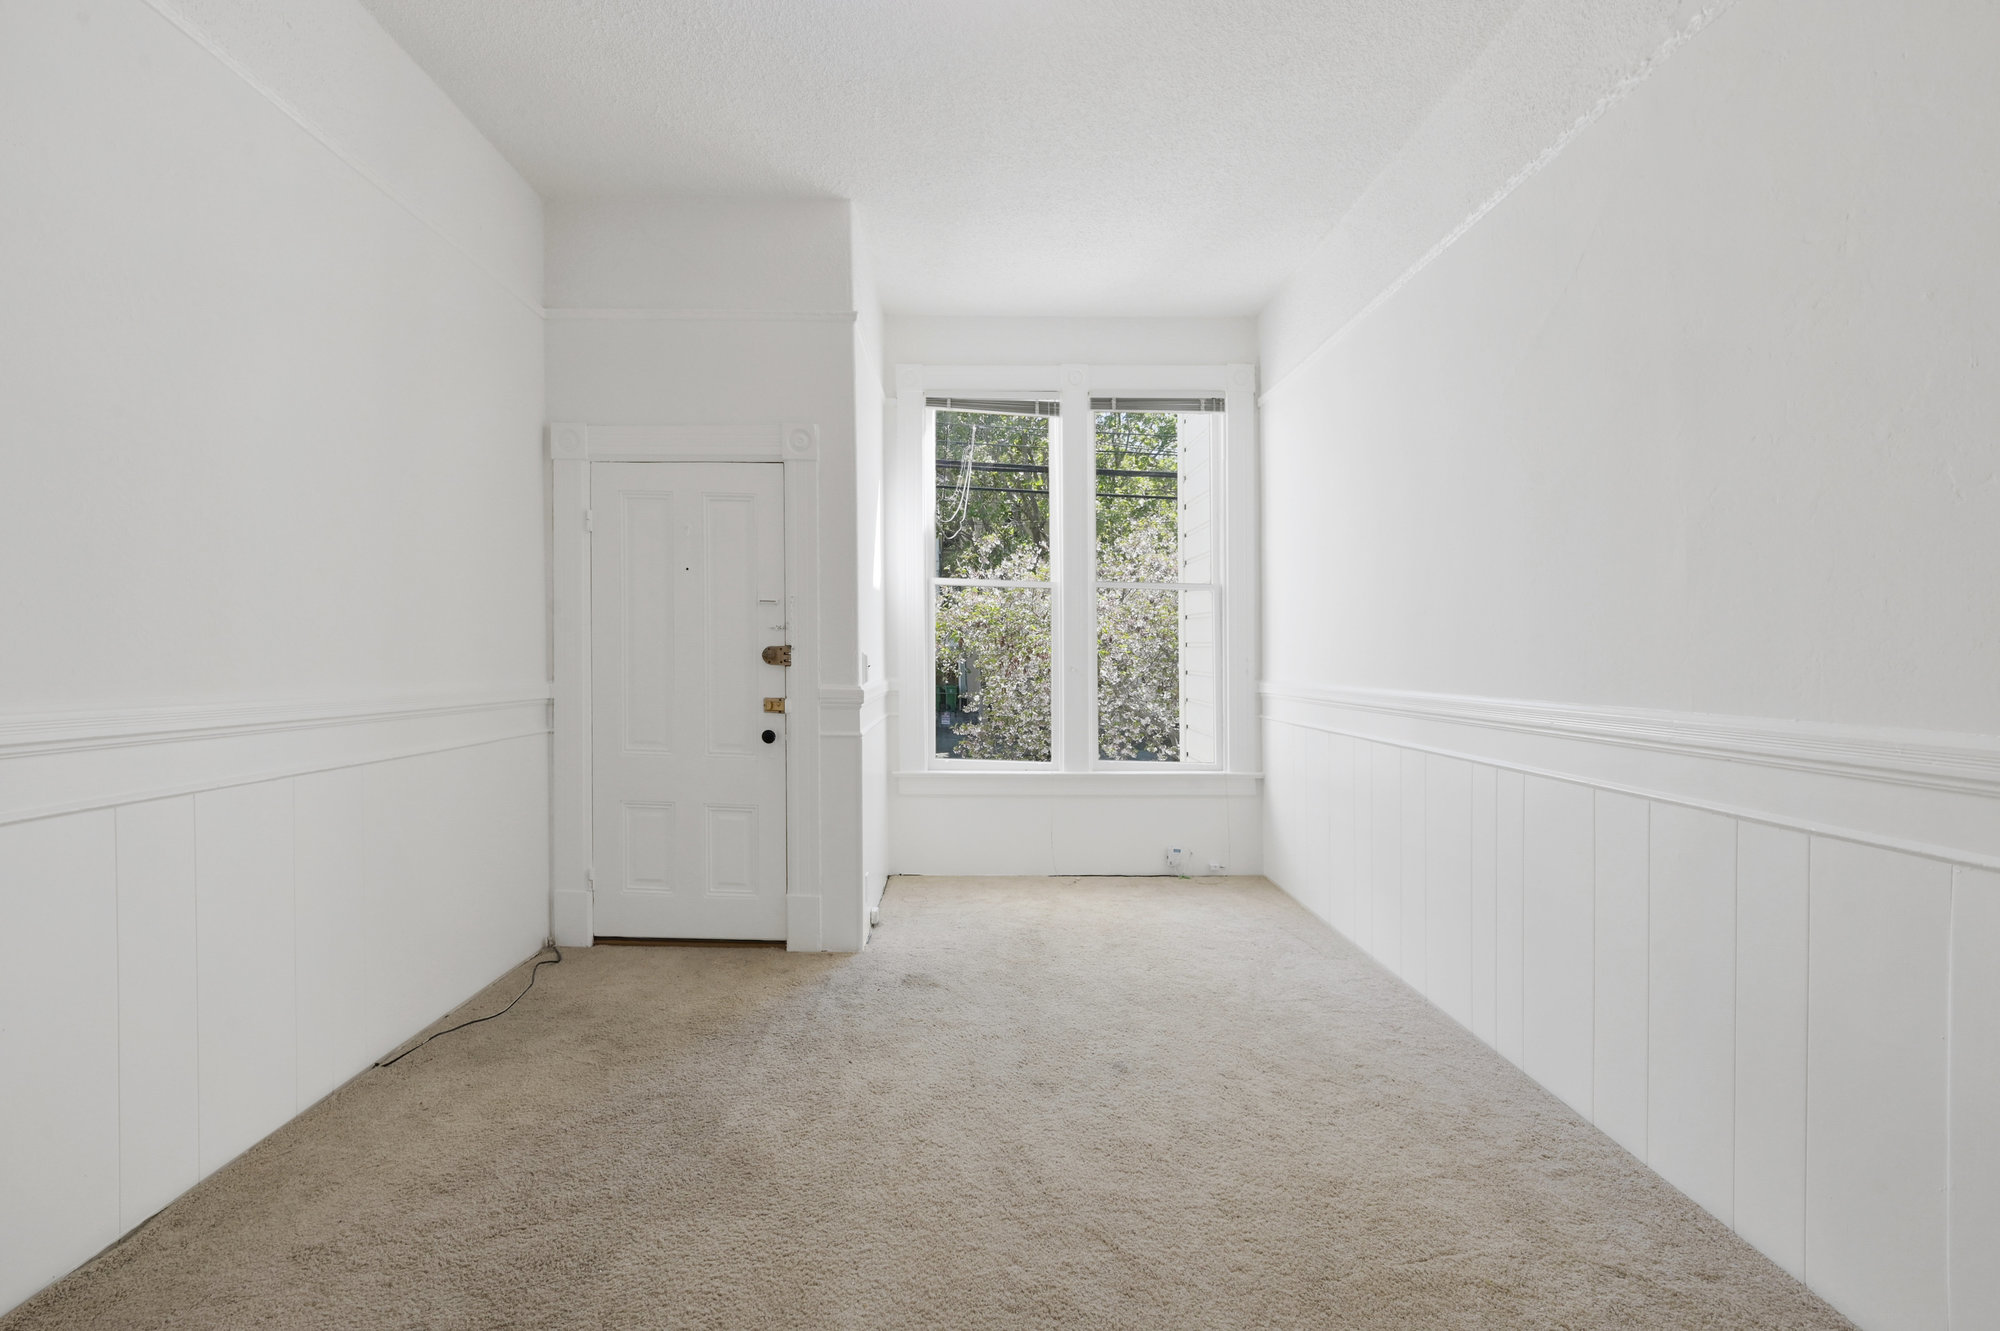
6,876,1851,1330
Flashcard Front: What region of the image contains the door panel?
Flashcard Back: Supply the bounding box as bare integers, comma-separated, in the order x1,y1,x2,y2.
591,462,786,939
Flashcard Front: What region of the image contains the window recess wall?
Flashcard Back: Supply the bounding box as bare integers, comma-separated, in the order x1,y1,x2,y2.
886,364,1261,877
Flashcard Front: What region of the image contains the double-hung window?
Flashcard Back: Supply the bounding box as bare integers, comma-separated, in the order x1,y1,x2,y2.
905,366,1251,775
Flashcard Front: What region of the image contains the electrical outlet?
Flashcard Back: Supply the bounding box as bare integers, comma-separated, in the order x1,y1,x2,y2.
1165,846,1192,873
1207,862,1226,874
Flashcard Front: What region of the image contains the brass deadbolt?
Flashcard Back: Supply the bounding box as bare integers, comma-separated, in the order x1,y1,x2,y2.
763,697,786,714
762,645,793,666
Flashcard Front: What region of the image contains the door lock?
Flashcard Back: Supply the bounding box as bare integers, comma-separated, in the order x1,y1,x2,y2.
762,645,793,666
763,697,786,713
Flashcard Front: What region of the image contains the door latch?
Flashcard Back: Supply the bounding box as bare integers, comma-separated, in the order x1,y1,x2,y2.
763,697,786,713
762,645,793,666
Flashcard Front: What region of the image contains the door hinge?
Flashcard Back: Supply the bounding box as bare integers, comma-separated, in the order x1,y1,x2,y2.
585,508,595,532
762,644,793,666
586,867,595,894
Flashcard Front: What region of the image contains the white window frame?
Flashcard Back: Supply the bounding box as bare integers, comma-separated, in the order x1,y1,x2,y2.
890,363,1259,786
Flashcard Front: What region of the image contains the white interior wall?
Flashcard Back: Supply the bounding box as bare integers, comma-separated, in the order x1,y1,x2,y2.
1257,3,2000,1330
544,196,869,951
0,0,550,1315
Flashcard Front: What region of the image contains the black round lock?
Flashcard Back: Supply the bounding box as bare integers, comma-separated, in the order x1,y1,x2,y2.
761,729,777,744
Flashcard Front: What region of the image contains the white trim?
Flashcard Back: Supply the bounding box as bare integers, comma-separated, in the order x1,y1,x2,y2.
547,422,801,463
549,429,828,949
543,308,857,323
1267,711,2000,875
1261,681,2000,798
0,686,548,758
819,682,891,738
896,771,1261,798
0,694,548,827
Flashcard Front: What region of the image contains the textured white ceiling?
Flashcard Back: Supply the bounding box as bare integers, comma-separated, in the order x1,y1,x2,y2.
357,0,1529,315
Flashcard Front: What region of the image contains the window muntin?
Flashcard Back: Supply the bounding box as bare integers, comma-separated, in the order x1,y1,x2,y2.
932,406,1055,761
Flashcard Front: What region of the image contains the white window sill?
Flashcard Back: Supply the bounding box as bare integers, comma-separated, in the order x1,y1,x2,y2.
894,770,1261,797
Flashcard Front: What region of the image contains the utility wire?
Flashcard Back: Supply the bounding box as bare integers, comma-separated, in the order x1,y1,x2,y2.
374,945,562,1068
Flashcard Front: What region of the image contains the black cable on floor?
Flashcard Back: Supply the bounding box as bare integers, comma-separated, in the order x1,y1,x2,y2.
374,944,562,1068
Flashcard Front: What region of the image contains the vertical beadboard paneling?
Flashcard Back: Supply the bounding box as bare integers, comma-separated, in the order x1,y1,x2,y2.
1328,735,1358,936
1734,821,1809,1278
1399,748,1426,989
1302,728,1332,921
1805,837,1951,1331
114,797,200,1230
1469,765,1498,1047
0,812,120,1314
195,780,299,1176
1646,803,1736,1224
1424,755,1474,1027
1370,743,1401,972
1951,867,2000,1328
1592,791,1649,1156
1351,739,1375,952
294,766,371,1104
409,741,547,1028
1495,769,1525,1066
1523,776,1594,1116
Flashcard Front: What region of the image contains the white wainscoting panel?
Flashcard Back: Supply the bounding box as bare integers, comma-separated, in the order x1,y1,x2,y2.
1591,790,1650,1159
1398,749,1426,992
1260,704,1998,1330
1522,775,1595,1119
1645,803,1736,1226
1299,729,1333,922
195,780,299,1177
1370,744,1402,975
0,719,549,1317
1953,867,2000,1328
114,797,201,1231
1423,754,1473,1028
1804,837,1952,1331
1733,820,1810,1279
1468,763,1498,1047
294,765,372,1108
1329,735,1360,939
0,812,120,1315
1495,769,1525,1064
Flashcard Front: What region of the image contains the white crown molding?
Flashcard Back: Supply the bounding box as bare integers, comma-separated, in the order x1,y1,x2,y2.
543,308,857,322
0,686,552,759
0,689,550,827
1260,681,2000,799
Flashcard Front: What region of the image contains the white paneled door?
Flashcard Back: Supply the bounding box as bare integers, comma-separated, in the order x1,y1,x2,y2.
590,463,788,939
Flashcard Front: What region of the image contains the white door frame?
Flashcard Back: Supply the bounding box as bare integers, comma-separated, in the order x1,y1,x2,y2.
549,422,824,950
